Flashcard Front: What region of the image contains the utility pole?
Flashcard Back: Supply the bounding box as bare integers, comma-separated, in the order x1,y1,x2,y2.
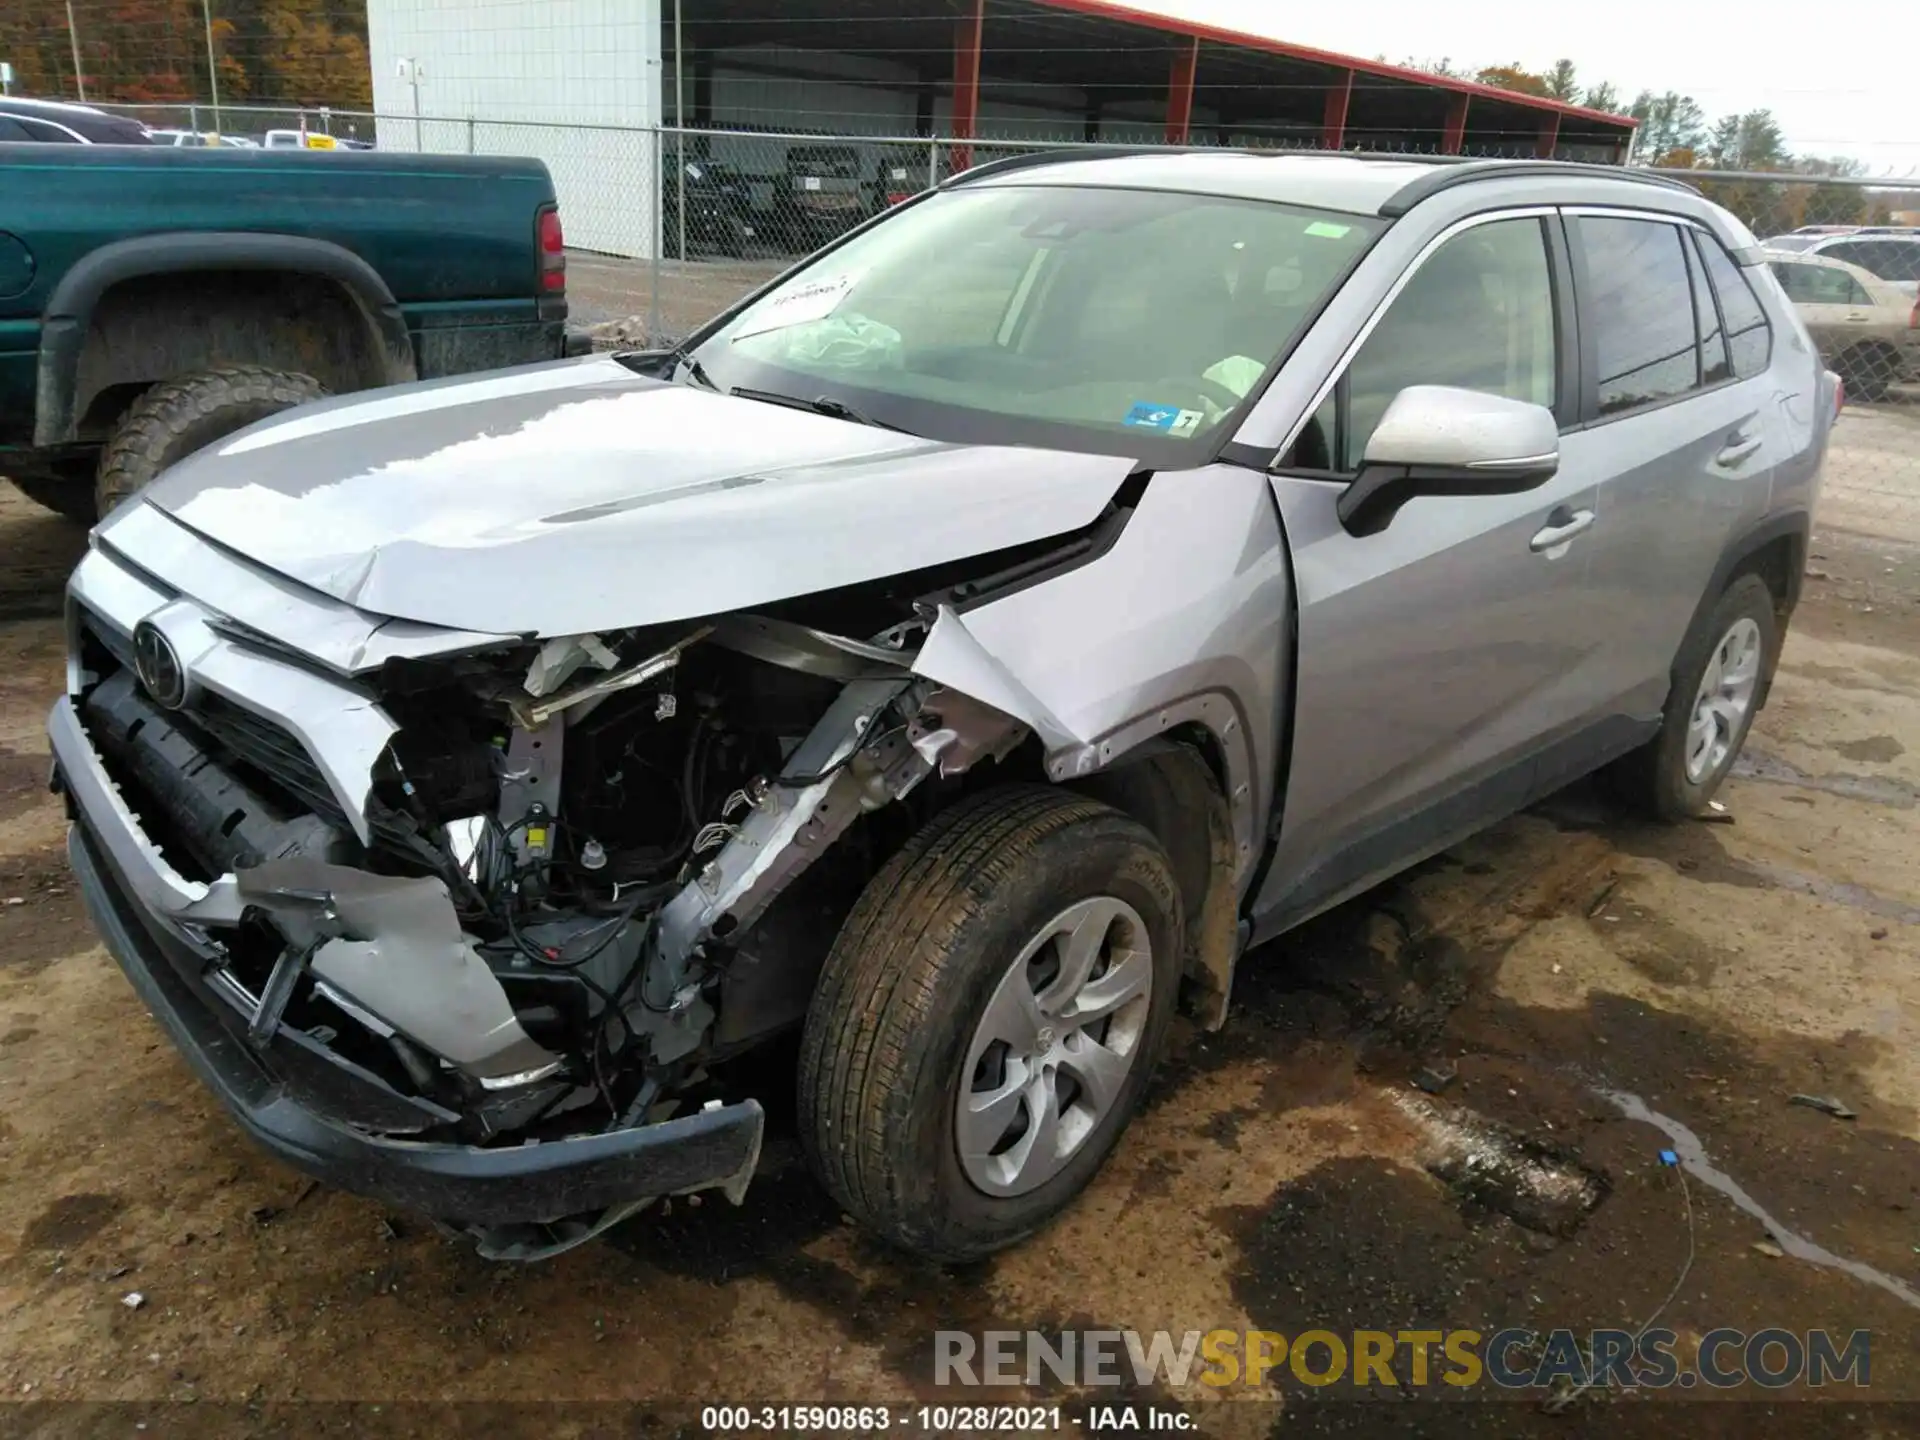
64,0,87,101
202,0,222,133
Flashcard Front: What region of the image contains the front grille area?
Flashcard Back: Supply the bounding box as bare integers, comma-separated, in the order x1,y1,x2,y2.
191,692,343,823
78,610,349,831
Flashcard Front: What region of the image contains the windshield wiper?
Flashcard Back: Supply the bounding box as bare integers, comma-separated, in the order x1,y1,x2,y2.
668,346,718,391
613,345,717,390
728,386,904,432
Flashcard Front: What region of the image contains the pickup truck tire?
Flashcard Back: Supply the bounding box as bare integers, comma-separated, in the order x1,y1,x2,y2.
95,366,330,517
1604,573,1778,820
797,785,1182,1261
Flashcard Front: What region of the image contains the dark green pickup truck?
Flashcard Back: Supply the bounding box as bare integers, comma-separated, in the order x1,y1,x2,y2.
0,143,579,520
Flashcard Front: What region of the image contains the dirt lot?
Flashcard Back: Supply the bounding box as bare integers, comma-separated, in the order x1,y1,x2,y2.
2,409,1919,1437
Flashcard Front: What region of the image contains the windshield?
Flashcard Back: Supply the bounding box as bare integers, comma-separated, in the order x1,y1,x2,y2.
687,184,1383,458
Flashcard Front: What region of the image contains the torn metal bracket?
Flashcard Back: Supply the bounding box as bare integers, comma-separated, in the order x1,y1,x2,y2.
247,940,316,1050
649,678,922,985
907,686,1028,778
499,722,564,867
509,627,711,729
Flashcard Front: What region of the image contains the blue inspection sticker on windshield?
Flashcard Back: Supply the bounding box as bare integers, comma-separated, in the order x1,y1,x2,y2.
1125,401,1202,434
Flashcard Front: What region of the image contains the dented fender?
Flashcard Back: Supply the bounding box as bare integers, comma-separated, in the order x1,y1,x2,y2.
911,468,1292,886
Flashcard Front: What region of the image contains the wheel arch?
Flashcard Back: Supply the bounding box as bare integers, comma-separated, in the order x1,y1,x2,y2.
1686,509,1809,709
1062,732,1242,1031
34,233,416,447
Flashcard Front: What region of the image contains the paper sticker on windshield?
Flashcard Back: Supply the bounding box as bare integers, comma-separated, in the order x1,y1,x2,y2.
1304,221,1353,239
731,273,856,340
1124,402,1203,435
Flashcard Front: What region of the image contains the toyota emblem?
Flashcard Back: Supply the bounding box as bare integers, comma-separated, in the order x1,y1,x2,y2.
132,621,188,710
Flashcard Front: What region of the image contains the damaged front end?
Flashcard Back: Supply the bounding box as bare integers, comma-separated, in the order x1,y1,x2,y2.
52,534,1030,1260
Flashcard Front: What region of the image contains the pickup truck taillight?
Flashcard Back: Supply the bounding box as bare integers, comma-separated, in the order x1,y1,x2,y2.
538,207,565,293
1909,297,1918,330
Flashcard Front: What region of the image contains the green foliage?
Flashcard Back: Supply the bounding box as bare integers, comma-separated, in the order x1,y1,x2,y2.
1582,82,1621,115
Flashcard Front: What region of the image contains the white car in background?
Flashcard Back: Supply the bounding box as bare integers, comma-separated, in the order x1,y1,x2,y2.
1766,248,1918,401
149,128,258,148
1763,231,1920,300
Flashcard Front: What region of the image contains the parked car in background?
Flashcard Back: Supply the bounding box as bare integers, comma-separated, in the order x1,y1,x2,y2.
1761,231,1920,298
661,158,756,257
1,142,579,520
779,144,868,245
148,128,259,149
0,97,151,144
1767,248,1918,400
262,129,341,150
49,152,1832,1266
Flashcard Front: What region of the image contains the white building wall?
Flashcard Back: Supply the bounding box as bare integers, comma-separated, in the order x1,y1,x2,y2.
368,0,663,256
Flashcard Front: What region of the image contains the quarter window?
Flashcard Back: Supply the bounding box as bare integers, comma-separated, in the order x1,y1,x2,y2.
1685,234,1730,384
1337,217,1558,470
1579,217,1702,414
1694,234,1771,379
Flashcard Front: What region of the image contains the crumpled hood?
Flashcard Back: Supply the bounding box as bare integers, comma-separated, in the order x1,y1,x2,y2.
130,355,1134,636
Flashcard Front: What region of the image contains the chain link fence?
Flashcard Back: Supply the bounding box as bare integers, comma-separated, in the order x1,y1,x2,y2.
97,103,1920,531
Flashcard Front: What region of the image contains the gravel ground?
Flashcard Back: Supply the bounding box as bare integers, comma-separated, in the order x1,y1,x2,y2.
1,409,1918,1437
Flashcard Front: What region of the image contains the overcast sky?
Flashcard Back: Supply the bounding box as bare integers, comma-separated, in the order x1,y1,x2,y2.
1143,0,1920,175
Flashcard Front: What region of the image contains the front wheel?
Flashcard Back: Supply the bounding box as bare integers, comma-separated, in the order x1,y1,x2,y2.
797,786,1183,1261
1604,573,1779,820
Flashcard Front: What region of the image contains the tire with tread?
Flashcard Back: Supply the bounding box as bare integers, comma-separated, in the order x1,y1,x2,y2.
95,366,329,517
1604,572,1779,821
797,784,1183,1261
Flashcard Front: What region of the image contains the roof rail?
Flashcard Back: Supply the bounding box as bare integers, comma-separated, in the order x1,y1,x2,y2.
1379,160,1700,217
939,146,1175,188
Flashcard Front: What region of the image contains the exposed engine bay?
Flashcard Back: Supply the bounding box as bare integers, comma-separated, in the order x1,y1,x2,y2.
76,596,1034,1254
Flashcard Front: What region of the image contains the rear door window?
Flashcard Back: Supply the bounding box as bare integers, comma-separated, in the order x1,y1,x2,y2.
1824,240,1920,284
1576,217,1702,415
1772,261,1859,305
1694,234,1772,379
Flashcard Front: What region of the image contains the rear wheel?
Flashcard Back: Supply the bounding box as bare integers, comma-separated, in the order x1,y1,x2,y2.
797,786,1182,1261
95,366,330,517
1604,573,1778,820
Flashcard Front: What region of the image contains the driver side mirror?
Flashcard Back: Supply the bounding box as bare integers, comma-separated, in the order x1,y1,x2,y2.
1335,385,1560,536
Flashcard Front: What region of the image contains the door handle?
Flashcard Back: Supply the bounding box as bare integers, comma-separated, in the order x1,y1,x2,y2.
1529,506,1594,553
1716,431,1765,467
1844,315,1871,323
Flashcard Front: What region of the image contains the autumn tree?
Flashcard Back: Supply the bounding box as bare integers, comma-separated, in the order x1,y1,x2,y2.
0,0,367,108
1475,63,1552,97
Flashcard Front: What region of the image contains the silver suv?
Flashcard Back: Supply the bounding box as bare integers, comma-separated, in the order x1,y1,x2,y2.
50,153,1833,1263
